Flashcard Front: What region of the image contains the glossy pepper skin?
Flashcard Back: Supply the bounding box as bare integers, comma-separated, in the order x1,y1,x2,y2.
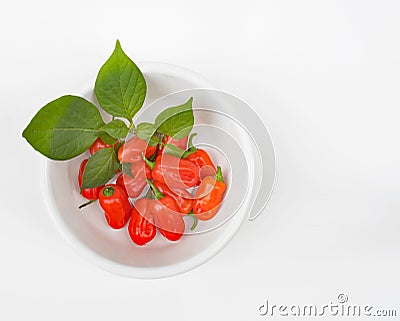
89,137,118,155
183,134,215,183
147,180,185,241
153,180,192,214
187,149,216,183
151,154,200,189
157,135,188,156
118,136,157,163
116,161,152,198
193,166,226,221
78,159,103,200
99,185,131,229
128,198,156,246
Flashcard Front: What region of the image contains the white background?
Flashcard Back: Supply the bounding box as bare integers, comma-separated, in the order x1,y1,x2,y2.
1,0,399,320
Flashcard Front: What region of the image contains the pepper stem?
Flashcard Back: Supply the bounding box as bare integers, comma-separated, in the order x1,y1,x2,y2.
188,213,199,231
78,200,96,209
215,166,224,182
145,178,164,200
142,152,155,170
102,186,115,197
187,133,198,151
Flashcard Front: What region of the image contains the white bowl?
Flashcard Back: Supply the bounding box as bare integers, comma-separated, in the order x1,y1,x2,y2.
42,63,275,278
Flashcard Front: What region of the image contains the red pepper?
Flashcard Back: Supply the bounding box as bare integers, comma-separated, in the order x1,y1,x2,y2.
89,137,118,155
118,136,157,163
187,149,216,183
147,179,185,241
157,135,188,157
185,134,216,183
193,166,226,221
153,180,192,214
78,159,103,200
128,198,156,246
115,174,128,194
116,161,152,198
151,154,199,189
98,184,131,229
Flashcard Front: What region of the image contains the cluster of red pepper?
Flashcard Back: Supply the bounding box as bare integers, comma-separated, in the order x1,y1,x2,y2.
78,134,226,246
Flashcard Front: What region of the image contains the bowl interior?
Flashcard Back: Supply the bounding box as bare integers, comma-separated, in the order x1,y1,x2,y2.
43,64,274,278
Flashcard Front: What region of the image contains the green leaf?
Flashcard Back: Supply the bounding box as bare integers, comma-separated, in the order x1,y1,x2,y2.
164,143,196,159
136,122,156,140
154,97,194,139
100,119,129,139
98,132,118,145
136,122,160,147
22,95,105,160
81,148,119,189
148,134,160,147
121,162,134,178
94,40,147,121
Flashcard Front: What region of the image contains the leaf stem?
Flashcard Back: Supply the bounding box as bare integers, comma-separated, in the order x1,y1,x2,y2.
129,121,136,135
